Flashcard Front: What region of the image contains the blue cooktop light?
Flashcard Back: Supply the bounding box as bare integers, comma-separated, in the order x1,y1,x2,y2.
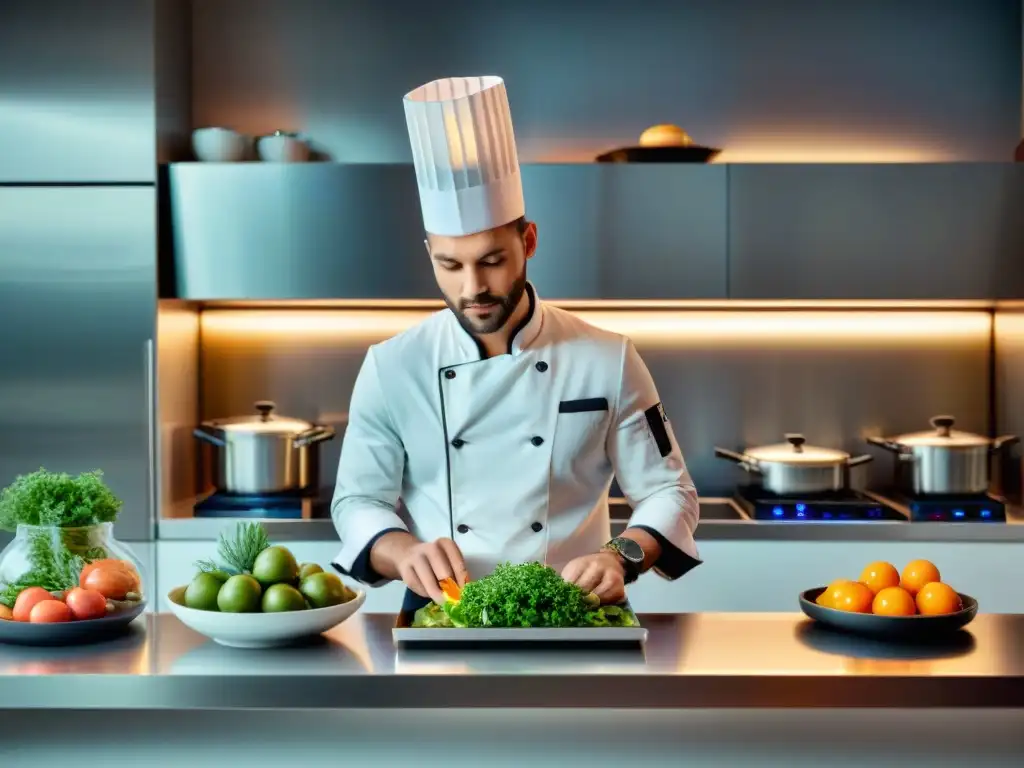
773,506,784,518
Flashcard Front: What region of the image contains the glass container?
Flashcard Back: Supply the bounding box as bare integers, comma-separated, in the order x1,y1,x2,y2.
0,523,147,612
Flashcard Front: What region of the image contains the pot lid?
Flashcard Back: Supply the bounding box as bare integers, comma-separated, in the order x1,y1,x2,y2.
890,415,992,447
743,434,850,465
206,401,315,435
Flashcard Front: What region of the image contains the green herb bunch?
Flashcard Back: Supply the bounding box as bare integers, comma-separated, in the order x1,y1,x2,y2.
0,468,122,531
194,521,270,576
456,562,597,628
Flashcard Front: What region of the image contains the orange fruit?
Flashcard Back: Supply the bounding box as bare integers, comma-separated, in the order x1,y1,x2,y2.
900,559,941,596
817,579,855,608
915,582,962,615
831,581,875,613
859,561,900,594
872,586,917,616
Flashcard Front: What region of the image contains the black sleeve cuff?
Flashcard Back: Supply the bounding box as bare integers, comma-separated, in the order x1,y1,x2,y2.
628,525,702,580
331,527,406,585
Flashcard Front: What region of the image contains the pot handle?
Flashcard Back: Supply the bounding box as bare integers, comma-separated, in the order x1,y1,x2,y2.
193,426,227,447
293,425,336,448
713,447,761,474
865,435,906,454
991,434,1020,453
846,454,874,468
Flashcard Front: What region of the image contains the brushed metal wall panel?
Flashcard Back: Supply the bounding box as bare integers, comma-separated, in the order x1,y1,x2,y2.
190,0,1020,162
520,166,603,299
169,163,435,300
728,165,1024,299
515,165,727,300
155,0,192,165
171,164,727,300
198,310,990,497
598,165,726,299
0,188,157,540
0,1,157,182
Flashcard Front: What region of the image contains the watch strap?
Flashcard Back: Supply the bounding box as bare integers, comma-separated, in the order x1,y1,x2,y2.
603,538,641,584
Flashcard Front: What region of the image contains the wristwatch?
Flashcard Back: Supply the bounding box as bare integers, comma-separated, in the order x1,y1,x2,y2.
602,537,645,585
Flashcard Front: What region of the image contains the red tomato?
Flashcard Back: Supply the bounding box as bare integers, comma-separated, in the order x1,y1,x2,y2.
13,587,59,622
82,567,136,600
29,599,71,623
64,587,108,621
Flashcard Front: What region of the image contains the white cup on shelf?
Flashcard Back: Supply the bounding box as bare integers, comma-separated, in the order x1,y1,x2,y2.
256,131,311,162
191,127,251,162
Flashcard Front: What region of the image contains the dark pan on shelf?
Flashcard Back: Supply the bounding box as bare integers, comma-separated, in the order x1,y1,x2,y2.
595,145,721,163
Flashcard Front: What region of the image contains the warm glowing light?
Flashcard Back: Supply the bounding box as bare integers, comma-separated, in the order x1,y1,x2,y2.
201,298,995,311
201,309,991,348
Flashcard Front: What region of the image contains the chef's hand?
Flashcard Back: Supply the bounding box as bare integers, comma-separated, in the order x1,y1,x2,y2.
372,532,470,605
561,551,626,605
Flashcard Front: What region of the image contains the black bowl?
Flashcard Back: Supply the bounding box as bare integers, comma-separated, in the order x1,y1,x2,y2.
0,601,146,646
595,145,721,163
799,587,977,642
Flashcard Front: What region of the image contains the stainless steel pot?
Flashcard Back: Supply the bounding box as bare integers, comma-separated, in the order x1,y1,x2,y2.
714,434,872,495
193,401,336,495
866,415,1019,495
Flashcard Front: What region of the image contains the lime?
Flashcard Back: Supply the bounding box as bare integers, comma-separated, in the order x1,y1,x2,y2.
298,562,324,580
299,572,348,609
217,574,262,613
262,583,307,613
184,572,223,611
208,569,232,583
252,546,299,587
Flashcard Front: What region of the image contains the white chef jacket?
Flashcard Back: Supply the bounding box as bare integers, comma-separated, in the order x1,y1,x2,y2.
330,283,701,589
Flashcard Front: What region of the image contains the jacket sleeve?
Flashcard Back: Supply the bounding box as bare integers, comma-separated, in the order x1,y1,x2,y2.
330,347,408,586
607,339,702,579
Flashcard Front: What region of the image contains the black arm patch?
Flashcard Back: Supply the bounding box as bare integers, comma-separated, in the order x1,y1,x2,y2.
644,402,672,457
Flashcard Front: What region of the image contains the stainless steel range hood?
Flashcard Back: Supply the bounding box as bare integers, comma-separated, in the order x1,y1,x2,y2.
167,162,728,301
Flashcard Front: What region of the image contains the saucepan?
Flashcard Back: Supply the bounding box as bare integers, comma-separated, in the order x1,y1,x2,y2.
714,434,873,495
866,415,1019,495
193,401,336,495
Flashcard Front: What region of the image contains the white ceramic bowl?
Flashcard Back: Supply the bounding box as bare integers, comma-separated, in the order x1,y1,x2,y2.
191,127,250,162
256,133,310,162
167,584,365,648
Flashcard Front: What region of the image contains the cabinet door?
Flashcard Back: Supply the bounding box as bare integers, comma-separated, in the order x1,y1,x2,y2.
523,165,728,300
727,165,1024,300
0,1,156,182
0,188,157,541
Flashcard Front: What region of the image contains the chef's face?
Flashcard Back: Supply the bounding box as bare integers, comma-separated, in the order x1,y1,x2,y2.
427,219,538,336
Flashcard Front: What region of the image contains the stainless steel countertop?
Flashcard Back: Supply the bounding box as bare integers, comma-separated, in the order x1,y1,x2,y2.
157,497,1024,542
2,611,1022,709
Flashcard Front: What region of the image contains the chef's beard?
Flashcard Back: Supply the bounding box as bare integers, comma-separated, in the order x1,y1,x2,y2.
446,272,528,337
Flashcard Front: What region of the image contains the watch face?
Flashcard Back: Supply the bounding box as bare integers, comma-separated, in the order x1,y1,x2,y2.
611,537,644,564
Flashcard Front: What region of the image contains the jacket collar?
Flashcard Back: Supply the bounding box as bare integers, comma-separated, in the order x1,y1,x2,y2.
443,282,544,365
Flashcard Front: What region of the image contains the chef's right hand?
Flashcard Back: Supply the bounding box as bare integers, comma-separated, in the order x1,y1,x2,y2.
394,535,469,605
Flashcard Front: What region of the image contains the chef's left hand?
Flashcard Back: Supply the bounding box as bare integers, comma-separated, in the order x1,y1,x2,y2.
561,551,626,605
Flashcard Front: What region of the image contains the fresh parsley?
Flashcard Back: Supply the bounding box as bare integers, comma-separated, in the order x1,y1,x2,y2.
427,561,638,629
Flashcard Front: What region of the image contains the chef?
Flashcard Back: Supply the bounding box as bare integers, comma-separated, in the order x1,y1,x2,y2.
330,75,701,613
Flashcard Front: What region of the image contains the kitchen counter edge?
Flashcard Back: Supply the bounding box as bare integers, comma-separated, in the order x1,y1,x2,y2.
157,498,1024,543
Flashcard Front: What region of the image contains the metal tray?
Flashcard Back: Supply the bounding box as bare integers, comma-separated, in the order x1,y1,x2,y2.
392,602,648,645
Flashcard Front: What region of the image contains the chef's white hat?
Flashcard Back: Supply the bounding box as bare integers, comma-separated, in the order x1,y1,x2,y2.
403,75,525,237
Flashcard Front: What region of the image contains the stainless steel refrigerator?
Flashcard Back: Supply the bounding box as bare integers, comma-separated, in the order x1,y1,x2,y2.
0,0,164,544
